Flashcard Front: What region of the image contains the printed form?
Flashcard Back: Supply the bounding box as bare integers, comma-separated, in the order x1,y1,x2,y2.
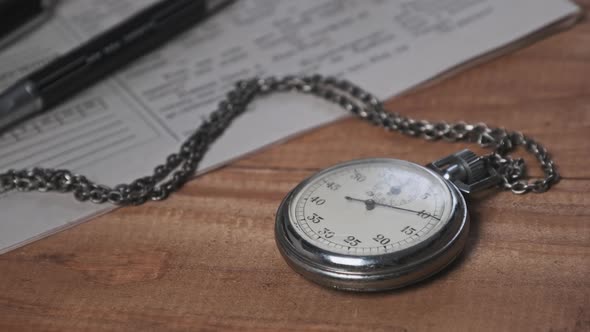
0,0,580,253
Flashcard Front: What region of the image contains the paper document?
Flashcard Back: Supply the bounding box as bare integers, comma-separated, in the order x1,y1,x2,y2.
0,0,580,253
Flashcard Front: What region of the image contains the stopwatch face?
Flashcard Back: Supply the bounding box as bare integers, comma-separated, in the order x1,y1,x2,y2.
286,159,454,256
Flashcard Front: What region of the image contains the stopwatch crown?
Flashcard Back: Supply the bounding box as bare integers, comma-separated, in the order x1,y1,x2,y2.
452,150,487,184
427,149,502,194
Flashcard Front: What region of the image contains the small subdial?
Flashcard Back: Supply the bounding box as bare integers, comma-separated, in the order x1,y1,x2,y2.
367,175,419,206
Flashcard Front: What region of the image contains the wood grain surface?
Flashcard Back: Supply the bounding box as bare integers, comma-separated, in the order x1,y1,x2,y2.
1,3,589,332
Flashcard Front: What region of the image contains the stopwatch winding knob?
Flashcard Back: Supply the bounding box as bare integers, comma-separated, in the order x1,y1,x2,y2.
453,150,487,184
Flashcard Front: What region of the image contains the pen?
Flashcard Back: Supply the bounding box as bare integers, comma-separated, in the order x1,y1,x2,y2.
0,0,234,132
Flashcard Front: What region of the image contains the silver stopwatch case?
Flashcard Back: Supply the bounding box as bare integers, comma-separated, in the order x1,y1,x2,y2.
275,150,496,292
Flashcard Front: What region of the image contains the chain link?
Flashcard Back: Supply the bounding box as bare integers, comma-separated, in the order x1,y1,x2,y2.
0,75,559,204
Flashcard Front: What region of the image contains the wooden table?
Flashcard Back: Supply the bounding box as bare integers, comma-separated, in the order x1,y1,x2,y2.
1,3,589,331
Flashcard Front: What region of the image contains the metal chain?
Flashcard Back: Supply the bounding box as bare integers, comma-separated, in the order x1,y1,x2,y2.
0,75,559,205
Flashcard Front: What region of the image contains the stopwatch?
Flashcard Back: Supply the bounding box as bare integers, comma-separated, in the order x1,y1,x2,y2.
275,149,500,291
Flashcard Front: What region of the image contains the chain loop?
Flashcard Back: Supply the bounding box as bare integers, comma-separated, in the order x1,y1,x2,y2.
0,75,559,204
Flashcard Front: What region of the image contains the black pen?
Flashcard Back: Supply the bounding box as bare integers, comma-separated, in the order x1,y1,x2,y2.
0,0,234,132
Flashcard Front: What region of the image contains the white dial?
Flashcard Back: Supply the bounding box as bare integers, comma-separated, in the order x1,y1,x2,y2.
288,159,454,256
